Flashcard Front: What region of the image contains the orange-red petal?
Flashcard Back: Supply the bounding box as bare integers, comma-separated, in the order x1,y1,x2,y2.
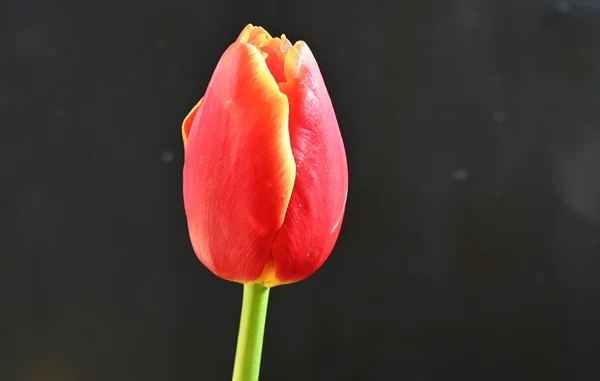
237,24,292,84
182,97,202,148
183,41,295,283
269,42,348,286
236,24,271,45
260,36,292,84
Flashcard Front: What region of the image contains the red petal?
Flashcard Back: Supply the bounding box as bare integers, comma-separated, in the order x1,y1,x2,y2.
182,98,202,148
183,42,295,283
237,24,292,84
261,36,292,84
270,42,348,286
236,24,271,44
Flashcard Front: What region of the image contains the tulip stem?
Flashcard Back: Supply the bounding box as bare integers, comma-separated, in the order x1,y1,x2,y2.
232,283,271,381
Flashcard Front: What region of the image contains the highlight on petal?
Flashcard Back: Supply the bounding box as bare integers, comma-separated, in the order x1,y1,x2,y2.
183,42,296,283
269,42,348,286
182,97,202,148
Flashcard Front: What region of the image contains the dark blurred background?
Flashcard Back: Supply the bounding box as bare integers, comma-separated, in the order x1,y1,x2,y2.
2,0,600,380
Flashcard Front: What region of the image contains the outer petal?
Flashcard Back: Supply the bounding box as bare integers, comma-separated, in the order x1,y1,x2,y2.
269,42,349,286
182,98,202,148
183,42,295,283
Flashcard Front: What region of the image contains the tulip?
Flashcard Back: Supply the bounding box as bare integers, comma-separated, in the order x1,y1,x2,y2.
182,24,348,287
181,24,348,381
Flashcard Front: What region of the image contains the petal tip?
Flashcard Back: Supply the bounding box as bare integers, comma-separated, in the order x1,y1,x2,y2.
237,24,272,44
236,24,255,43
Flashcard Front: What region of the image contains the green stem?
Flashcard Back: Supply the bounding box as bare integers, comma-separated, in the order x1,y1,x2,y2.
231,283,271,381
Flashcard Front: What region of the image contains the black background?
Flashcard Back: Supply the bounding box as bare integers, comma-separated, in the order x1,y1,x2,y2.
2,0,600,380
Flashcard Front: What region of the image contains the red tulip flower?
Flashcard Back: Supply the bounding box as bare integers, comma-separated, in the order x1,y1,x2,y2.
182,24,348,288
181,24,348,381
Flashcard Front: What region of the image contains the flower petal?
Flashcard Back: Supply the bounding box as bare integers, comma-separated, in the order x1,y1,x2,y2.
236,24,271,44
260,36,292,84
269,42,348,286
237,25,292,84
183,42,295,283
182,97,202,148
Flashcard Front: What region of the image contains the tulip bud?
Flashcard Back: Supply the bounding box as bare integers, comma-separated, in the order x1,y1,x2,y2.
182,24,348,287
